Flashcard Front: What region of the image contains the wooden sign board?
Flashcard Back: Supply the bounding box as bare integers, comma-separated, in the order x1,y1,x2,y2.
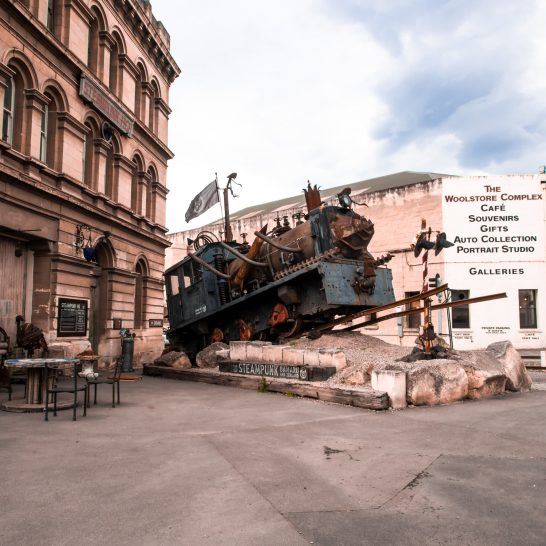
57,299,88,337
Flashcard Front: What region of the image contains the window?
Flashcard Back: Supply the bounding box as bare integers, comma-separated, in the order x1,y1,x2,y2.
2,76,14,144
169,274,179,296
451,289,470,329
39,103,48,162
519,289,537,329
47,0,55,32
182,262,201,288
83,121,96,187
404,291,421,329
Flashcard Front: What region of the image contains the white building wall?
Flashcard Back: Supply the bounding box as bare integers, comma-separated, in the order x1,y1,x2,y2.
442,174,546,350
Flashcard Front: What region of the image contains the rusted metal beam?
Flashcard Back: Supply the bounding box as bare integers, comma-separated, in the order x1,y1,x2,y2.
341,292,507,331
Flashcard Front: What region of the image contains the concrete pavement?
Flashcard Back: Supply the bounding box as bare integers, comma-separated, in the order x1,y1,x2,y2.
1,373,545,545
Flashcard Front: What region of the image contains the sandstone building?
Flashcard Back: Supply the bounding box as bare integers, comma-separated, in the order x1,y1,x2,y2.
166,172,546,352
0,0,180,365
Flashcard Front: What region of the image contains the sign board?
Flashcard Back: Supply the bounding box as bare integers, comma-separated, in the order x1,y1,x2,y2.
57,299,88,337
79,75,133,136
149,319,164,328
113,318,123,330
218,361,336,382
442,175,545,350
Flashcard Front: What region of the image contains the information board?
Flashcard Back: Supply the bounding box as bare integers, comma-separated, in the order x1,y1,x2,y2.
57,299,88,337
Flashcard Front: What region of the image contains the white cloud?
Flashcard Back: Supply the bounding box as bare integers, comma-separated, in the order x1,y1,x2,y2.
151,0,546,233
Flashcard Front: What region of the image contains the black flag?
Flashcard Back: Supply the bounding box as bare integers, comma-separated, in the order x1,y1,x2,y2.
185,180,219,223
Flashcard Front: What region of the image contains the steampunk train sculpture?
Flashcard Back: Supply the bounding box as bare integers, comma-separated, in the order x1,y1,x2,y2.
165,183,396,357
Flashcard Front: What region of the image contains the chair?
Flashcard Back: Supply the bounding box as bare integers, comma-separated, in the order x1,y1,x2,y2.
86,357,123,408
0,327,12,400
44,361,88,422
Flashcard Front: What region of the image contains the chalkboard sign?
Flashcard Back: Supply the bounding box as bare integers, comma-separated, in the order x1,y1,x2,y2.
57,299,88,337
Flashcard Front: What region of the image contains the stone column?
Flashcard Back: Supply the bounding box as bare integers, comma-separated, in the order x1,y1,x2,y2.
115,153,136,209
56,112,87,179
23,89,49,160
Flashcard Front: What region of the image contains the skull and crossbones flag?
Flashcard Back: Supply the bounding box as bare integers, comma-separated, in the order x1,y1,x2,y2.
185,180,220,222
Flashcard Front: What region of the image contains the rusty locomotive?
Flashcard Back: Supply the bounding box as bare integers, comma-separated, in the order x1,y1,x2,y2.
165,184,395,357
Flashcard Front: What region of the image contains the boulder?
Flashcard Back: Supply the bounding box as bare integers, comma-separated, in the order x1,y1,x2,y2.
153,350,191,369
380,360,468,406
196,342,229,368
487,341,532,392
458,350,507,399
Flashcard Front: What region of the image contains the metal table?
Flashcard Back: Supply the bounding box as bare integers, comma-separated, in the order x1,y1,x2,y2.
1,358,79,413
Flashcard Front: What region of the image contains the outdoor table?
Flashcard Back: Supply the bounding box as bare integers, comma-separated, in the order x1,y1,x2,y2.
1,358,79,413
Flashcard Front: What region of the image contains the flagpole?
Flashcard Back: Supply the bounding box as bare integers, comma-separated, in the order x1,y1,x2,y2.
215,172,226,238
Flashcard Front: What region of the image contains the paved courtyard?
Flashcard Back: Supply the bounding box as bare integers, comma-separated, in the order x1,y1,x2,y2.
1,373,545,545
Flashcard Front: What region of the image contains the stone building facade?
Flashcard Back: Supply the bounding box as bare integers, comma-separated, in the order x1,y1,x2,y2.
0,0,180,365
166,172,546,352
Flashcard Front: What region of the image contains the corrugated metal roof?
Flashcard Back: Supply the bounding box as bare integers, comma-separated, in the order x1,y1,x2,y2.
227,171,451,221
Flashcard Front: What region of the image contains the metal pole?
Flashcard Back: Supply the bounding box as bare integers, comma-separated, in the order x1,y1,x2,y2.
223,186,233,243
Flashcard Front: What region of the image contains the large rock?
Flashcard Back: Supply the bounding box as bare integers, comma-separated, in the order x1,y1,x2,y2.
380,360,468,406
487,341,532,392
196,342,229,368
153,350,191,369
458,350,507,399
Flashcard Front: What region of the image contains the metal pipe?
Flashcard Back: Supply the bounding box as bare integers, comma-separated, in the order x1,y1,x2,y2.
219,242,268,267
253,231,304,253
188,252,230,279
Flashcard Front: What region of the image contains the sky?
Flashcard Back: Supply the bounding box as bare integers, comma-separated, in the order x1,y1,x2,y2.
151,0,546,233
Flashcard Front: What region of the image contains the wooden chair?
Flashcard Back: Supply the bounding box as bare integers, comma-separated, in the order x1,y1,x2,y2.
0,327,12,400
86,357,123,408
44,361,88,422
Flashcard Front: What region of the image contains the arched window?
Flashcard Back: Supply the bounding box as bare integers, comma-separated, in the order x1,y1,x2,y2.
134,62,147,120
105,131,120,200
149,79,160,133
2,61,33,152
87,16,99,74
87,6,106,77
146,166,157,220
1,76,15,144
131,154,144,213
47,0,62,38
109,39,119,95
134,258,148,329
83,118,99,187
41,88,64,170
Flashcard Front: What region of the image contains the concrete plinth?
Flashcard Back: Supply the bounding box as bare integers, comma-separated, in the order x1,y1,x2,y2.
282,348,305,366
262,345,288,363
371,370,407,409
229,342,248,361
319,349,347,371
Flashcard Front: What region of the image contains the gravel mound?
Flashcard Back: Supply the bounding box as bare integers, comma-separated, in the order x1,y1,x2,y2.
291,331,409,386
